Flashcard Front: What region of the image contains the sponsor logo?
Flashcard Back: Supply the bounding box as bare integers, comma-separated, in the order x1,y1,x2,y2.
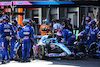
16,2,24,5
2,3,10,5
48,52,66,57
4,29,10,32
4,24,10,28
23,32,30,35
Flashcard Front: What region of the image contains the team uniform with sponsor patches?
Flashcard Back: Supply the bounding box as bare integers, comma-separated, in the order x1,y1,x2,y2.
85,22,90,35
88,27,99,48
10,25,17,59
0,22,15,62
62,29,76,46
13,29,23,58
21,25,34,60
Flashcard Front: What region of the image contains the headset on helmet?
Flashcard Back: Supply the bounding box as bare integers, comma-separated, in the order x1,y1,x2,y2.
27,18,33,23
26,19,31,24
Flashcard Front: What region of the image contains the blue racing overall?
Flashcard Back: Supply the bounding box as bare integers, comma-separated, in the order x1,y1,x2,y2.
21,25,34,59
10,25,17,59
62,29,76,46
13,29,23,58
88,27,99,48
0,22,15,61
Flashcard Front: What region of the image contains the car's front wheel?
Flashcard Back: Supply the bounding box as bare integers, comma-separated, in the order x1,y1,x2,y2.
38,45,46,60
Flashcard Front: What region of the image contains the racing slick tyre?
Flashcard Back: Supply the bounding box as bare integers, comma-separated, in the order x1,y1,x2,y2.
38,45,46,60
74,43,86,60
17,45,22,59
77,42,85,53
88,43,98,58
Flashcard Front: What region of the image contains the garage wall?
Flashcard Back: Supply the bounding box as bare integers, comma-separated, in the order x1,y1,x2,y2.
68,7,79,28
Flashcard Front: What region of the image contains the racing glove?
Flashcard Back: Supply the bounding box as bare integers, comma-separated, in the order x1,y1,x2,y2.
6,36,11,41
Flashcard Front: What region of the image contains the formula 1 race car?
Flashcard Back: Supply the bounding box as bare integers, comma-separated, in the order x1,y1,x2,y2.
34,35,85,60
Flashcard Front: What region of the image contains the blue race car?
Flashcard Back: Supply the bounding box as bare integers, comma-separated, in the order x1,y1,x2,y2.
34,35,85,59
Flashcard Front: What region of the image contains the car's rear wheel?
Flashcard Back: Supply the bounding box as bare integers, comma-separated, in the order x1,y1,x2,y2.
88,43,97,58
77,42,85,52
17,45,22,59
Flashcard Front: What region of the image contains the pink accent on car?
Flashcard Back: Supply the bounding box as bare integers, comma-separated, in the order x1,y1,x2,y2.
57,32,62,36
64,52,67,56
23,38,29,39
61,39,65,42
71,52,75,55
35,45,39,54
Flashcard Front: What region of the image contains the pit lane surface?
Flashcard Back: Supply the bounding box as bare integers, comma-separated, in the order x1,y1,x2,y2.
0,58,100,67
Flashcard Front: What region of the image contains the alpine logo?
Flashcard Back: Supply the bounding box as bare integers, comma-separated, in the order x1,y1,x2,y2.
16,2,24,5
2,3,9,5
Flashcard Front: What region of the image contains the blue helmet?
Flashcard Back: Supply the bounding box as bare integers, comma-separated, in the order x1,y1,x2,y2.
23,19,27,25
0,18,3,22
26,19,31,24
17,24,22,29
27,18,33,23
44,19,49,24
2,15,9,20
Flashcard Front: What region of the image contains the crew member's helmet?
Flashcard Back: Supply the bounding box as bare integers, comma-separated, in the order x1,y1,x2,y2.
44,19,49,24
86,16,91,21
2,15,9,20
23,19,27,25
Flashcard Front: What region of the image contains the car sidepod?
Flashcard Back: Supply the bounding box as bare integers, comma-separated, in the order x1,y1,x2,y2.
47,43,72,57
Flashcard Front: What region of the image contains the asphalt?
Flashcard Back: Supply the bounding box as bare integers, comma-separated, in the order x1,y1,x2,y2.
0,57,100,67
46,57,100,67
